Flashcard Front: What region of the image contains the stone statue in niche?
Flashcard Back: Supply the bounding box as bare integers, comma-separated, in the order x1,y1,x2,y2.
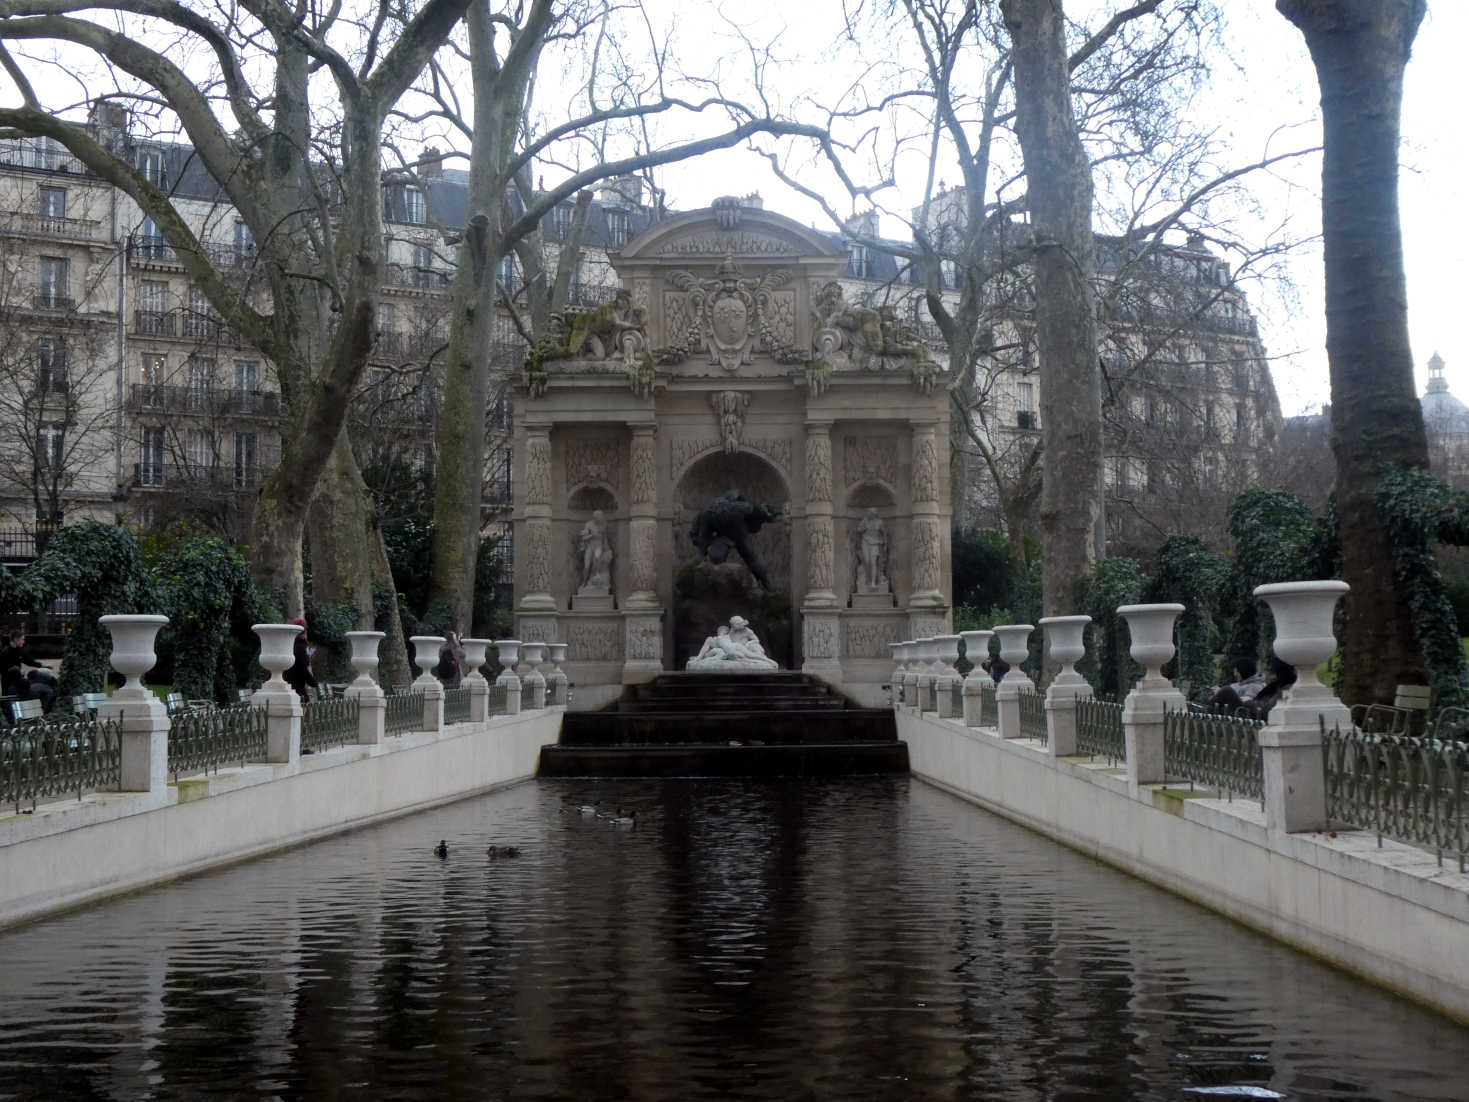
686,615,779,671
577,510,613,593
856,509,889,590
712,390,749,455
689,490,783,591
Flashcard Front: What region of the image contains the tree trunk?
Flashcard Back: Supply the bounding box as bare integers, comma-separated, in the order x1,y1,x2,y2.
1279,0,1429,703
1001,0,1105,618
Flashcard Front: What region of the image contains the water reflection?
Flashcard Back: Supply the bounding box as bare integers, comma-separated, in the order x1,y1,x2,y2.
0,777,1465,1100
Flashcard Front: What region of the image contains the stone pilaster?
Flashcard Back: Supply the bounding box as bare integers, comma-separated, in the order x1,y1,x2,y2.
622,423,664,681
801,420,842,681
520,425,556,612
908,421,946,610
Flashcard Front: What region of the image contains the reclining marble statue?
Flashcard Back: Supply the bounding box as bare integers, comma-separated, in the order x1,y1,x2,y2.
687,616,779,671
689,490,782,590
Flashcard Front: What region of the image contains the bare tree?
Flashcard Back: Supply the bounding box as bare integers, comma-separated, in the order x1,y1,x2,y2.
1277,0,1430,704
0,0,471,674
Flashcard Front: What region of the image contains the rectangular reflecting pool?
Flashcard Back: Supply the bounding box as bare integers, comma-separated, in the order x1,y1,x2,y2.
0,776,1465,1100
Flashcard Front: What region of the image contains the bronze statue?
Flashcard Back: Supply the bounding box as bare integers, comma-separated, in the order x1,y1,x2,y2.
689,490,782,590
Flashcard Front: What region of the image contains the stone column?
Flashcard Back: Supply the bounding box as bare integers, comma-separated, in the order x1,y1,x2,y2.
994,624,1035,739
1041,616,1092,757
410,635,445,733
801,419,842,681
97,615,171,794
1118,604,1186,794
908,421,946,611
960,630,995,728
461,638,491,723
520,425,556,612
344,631,387,746
622,422,664,681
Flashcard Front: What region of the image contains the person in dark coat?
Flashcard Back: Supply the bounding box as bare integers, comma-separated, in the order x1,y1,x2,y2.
1,627,54,712
283,617,318,704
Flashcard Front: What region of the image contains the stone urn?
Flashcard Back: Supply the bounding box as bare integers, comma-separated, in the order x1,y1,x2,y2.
1254,580,1350,721
493,639,522,686
100,614,169,697
460,638,491,683
960,630,994,683
934,634,961,677
344,631,384,691
252,622,303,692
995,624,1034,672
546,642,569,703
410,635,445,686
1039,616,1092,693
1117,604,1184,688
521,642,548,706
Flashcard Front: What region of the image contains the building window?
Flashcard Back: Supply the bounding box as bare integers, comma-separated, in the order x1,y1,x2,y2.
140,426,166,486
497,253,515,289
552,204,573,239
138,148,164,187
850,243,868,278
187,357,213,408
37,256,69,309
234,359,259,393
141,353,166,389
36,423,64,469
1114,457,1130,492
38,338,67,393
186,428,213,472
233,220,254,267
234,432,258,489
1147,460,1162,494
186,285,215,338
1017,381,1038,429
1236,401,1250,440
38,186,66,219
137,216,168,259
606,208,629,248
404,187,426,225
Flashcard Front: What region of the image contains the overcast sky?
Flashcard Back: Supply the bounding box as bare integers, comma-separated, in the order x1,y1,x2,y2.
646,0,1464,419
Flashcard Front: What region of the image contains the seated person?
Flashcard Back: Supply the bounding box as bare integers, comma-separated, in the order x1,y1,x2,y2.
0,627,54,712
1208,657,1266,714
1246,657,1297,720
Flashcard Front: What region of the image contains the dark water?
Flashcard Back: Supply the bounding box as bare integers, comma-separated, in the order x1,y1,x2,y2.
0,778,1465,1101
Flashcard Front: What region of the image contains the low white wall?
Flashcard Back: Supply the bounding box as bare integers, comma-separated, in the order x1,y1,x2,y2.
900,709,1469,1025
0,708,562,930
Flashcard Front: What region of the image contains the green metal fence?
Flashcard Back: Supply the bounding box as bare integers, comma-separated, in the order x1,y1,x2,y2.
1018,689,1047,744
1076,697,1125,763
979,683,997,728
1162,708,1264,803
488,681,509,716
1324,722,1469,871
385,688,420,736
168,702,268,780
301,694,360,754
444,686,471,725
1,714,121,813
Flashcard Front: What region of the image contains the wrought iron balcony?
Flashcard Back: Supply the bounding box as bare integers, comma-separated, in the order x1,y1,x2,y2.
134,309,177,336
9,212,103,240
129,383,283,418
32,290,75,312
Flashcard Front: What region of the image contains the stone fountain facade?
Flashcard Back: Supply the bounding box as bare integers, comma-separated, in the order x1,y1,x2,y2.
511,201,952,707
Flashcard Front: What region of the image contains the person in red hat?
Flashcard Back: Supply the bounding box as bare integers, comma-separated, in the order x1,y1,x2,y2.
283,617,317,704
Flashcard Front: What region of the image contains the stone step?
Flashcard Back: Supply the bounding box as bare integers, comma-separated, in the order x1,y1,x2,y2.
537,742,910,778
616,694,845,713
560,710,897,746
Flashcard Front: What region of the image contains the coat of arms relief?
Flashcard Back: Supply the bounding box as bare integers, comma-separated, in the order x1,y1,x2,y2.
663,254,796,372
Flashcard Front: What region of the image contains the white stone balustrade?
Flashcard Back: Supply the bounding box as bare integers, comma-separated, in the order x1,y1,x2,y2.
1254,581,1352,833
493,640,523,715
97,615,171,794
933,635,962,719
409,635,446,733
914,638,936,712
546,642,570,707
960,630,995,728
344,630,386,745
900,642,919,711
251,622,305,764
994,624,1035,739
1040,616,1093,757
521,642,548,710
1118,604,1186,792
461,638,492,722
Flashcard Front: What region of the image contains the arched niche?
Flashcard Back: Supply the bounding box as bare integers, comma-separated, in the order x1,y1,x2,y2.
674,449,790,591
844,481,898,606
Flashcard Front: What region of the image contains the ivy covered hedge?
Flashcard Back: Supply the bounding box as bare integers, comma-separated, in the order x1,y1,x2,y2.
152,536,260,703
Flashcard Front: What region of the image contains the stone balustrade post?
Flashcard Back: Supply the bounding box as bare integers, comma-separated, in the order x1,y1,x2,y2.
494,640,523,716
934,634,961,719
344,630,386,745
994,624,1035,739
461,638,492,723
97,615,171,794
913,638,935,712
1119,604,1186,793
546,642,570,706
1041,616,1093,757
1255,582,1352,833
960,630,995,728
249,622,305,765
409,635,445,733
522,642,548,710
